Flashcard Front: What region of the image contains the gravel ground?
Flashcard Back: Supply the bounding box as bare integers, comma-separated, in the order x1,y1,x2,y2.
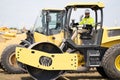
0,69,108,80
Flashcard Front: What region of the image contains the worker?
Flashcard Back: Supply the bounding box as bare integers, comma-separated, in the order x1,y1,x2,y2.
72,9,94,31
71,9,95,39
75,9,95,39
79,9,95,36
79,9,94,27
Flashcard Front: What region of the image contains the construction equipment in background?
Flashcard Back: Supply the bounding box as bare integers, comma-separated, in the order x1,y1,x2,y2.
16,2,120,80
0,9,65,74
0,26,26,73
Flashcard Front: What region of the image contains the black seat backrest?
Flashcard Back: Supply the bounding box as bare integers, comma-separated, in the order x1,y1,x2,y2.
82,24,93,34
80,25,93,40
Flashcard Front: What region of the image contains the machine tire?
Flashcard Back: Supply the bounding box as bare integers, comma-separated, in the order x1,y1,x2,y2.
102,44,120,79
1,44,25,74
0,60,3,69
96,67,108,78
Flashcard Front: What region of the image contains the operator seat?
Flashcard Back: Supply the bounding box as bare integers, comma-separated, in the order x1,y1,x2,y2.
80,25,93,40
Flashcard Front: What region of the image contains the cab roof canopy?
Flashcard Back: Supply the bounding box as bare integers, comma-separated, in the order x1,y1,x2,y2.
42,8,64,11
66,2,104,10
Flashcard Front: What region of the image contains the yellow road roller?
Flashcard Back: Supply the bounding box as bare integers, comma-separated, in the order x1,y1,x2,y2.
16,2,120,79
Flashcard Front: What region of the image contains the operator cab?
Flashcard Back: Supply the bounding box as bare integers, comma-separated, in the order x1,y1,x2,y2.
65,2,104,45
33,9,65,36
64,2,105,67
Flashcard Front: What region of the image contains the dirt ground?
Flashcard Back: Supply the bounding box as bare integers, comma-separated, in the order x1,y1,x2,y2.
0,69,108,80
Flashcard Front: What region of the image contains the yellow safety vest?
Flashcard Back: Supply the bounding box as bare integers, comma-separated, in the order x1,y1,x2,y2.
79,17,95,27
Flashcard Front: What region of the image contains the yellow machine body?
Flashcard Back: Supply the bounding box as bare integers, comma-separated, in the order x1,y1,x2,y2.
16,31,120,71
34,31,64,46
101,27,120,47
33,26,120,67
16,47,78,70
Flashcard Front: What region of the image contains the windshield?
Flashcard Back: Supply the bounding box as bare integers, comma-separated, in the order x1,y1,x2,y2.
65,7,103,29
49,12,61,29
33,11,46,34
69,8,95,27
33,10,65,35
48,11,65,35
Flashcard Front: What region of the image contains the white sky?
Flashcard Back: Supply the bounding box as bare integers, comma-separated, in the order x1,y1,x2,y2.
0,0,120,29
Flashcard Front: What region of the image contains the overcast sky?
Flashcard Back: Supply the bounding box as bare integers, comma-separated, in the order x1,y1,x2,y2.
0,0,120,29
